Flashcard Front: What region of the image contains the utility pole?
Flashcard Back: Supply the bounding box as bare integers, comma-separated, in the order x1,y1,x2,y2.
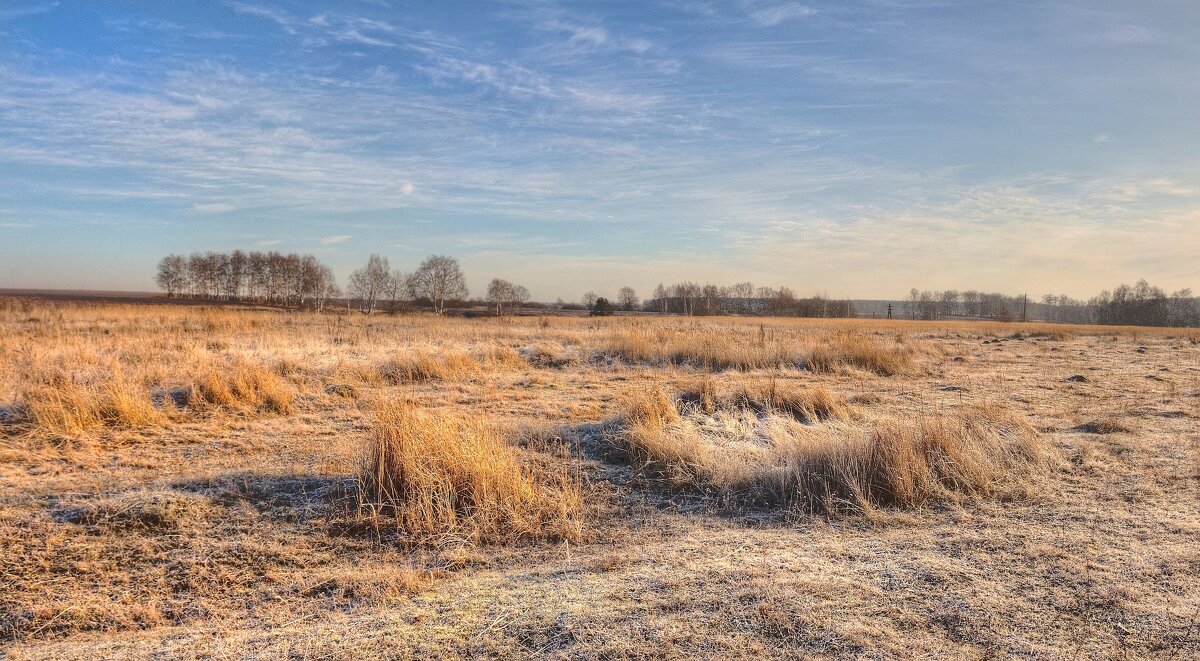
886,303,893,320
1021,294,1028,323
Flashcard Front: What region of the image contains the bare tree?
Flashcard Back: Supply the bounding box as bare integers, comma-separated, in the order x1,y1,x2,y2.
905,288,920,320
962,290,980,317
652,284,668,313
727,281,754,313
313,266,338,313
158,250,335,309
581,291,598,309
698,284,721,315
771,286,796,316
246,251,268,302
383,270,410,314
617,286,639,312
487,278,530,317
155,255,187,298
410,255,468,315
348,254,392,314
940,289,959,318
673,282,701,316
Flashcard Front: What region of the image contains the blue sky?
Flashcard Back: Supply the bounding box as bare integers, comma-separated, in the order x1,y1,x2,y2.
2,1,1198,300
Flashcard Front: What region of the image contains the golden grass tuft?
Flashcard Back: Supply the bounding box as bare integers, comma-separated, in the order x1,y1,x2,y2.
612,389,1049,513
738,382,857,423
377,345,528,385
763,403,1049,512
805,332,915,376
101,377,168,428
474,343,527,369
359,400,582,544
616,388,710,486
607,328,788,370
379,351,482,383
190,361,295,415
16,371,168,437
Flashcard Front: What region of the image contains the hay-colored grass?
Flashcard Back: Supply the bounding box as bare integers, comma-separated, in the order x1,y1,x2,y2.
359,400,582,544
607,326,915,375
190,361,295,415
612,387,1049,513
1,298,1195,659
15,370,168,437
804,332,915,376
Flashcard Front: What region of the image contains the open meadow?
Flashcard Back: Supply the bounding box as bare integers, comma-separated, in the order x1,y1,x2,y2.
1,298,1198,659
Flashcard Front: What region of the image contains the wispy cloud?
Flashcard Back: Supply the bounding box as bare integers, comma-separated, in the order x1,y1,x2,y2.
749,3,816,27
227,2,297,34
2,1,1199,297
192,202,234,213
0,2,58,21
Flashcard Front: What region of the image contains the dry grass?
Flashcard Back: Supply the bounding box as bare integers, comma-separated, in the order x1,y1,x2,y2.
57,489,215,531
2,350,294,442
379,351,483,384
189,360,295,415
2,298,1197,659
15,370,168,438
805,331,916,376
522,342,580,368
612,387,1051,513
607,325,916,374
358,400,583,544
378,345,526,384
734,381,858,423
763,403,1051,512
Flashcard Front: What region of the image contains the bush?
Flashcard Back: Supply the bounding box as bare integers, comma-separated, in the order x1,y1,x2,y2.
590,297,615,317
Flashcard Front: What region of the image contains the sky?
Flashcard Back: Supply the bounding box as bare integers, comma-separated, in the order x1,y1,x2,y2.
2,1,1199,301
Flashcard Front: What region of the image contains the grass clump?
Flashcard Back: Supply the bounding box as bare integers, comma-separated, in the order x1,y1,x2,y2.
377,345,527,385
737,382,857,423
607,328,789,370
610,388,1049,514
15,370,168,437
523,343,579,368
764,403,1048,512
359,401,582,544
805,332,914,376
379,351,481,383
190,361,295,415
1072,418,1131,435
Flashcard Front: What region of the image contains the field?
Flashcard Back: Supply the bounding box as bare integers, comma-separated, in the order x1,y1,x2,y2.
1,298,1198,659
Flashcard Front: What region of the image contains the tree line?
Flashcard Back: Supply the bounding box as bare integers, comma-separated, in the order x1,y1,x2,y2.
902,289,1027,322
156,251,339,311
157,251,530,316
157,252,1198,327
903,280,1199,327
584,282,857,318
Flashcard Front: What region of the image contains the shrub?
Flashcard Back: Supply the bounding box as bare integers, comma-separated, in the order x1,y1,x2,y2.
590,298,615,317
